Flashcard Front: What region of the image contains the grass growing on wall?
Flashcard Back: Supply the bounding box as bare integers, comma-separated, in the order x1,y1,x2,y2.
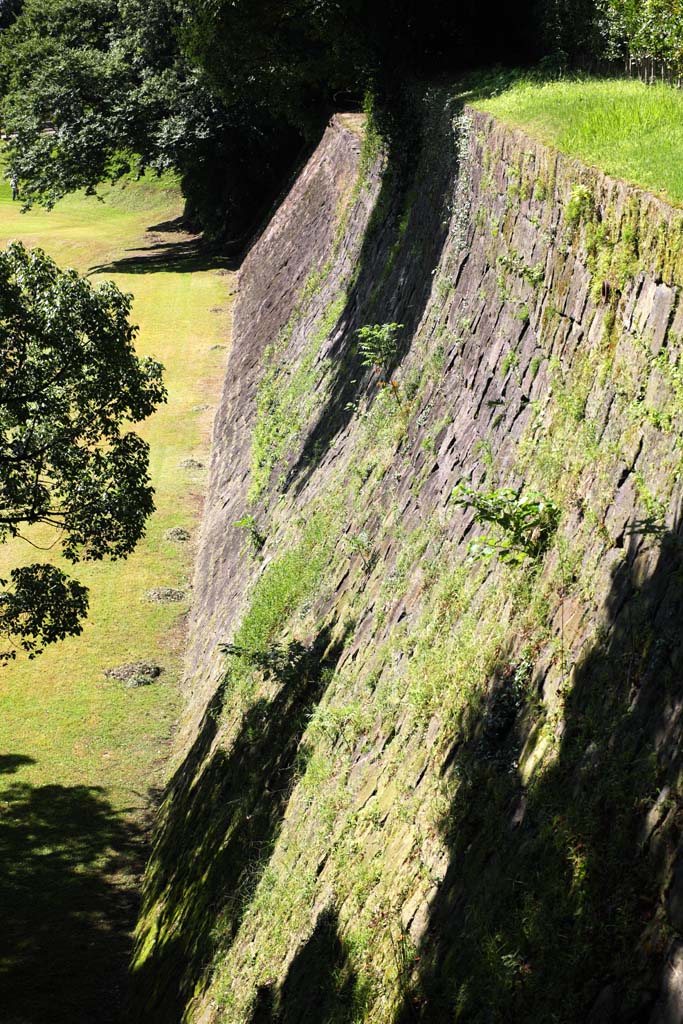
475,77,683,206
249,294,345,504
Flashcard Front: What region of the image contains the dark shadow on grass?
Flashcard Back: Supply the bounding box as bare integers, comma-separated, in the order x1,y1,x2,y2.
0,753,35,774
88,236,238,277
146,216,189,234
0,775,145,1024
247,907,369,1024
392,516,683,1022
129,620,352,1024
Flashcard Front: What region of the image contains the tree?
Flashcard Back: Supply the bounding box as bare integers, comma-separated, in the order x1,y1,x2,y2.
596,0,683,79
0,0,244,233
0,241,166,659
0,0,549,240
534,0,602,69
182,0,541,129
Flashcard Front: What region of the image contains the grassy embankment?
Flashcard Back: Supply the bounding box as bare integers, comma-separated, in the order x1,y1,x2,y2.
0,168,233,1019
474,76,683,207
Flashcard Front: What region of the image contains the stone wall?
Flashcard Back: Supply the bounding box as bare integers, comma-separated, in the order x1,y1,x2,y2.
134,95,683,1024
178,113,375,748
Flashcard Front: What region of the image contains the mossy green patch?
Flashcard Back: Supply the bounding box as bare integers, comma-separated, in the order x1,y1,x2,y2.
249,294,345,504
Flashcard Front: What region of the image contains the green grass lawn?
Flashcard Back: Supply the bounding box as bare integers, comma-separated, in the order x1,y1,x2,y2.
0,167,234,1020
474,76,683,206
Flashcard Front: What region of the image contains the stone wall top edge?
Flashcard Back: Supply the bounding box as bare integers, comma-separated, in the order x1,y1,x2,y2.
237,115,366,287
466,104,681,224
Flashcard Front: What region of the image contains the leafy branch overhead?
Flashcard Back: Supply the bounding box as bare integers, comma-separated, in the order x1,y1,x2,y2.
453,485,560,563
0,0,655,241
0,241,166,658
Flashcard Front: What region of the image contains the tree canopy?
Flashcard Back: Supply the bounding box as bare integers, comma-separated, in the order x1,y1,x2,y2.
598,0,683,79
2,0,676,238
0,0,22,30
0,0,545,238
0,241,166,659
0,0,243,228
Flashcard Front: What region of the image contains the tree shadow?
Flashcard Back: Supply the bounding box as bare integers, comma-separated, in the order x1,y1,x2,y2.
393,515,683,1022
0,753,35,774
88,236,238,277
130,620,353,1023
0,773,145,1024
146,216,189,234
247,906,370,1024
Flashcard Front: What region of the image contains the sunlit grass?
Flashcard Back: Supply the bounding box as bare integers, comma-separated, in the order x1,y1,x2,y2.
475,77,683,206
0,166,233,808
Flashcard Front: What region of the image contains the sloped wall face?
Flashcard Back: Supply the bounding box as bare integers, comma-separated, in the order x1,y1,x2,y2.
135,97,683,1024
178,114,375,748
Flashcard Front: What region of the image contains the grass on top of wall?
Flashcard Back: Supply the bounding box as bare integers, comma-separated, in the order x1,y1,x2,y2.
474,77,683,207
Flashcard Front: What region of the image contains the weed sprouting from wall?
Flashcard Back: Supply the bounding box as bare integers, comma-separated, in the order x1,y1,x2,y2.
453,485,560,564
354,92,386,198
357,322,403,376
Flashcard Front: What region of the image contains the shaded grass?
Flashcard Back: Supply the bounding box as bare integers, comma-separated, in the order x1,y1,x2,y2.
475,77,683,206
0,777,145,1024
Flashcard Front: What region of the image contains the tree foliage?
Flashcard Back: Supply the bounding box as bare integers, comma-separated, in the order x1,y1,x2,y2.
538,0,683,77
0,241,166,659
0,0,23,30
9,0,672,238
181,0,368,131
533,0,603,70
182,0,540,124
0,0,545,236
598,0,683,79
0,0,243,231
